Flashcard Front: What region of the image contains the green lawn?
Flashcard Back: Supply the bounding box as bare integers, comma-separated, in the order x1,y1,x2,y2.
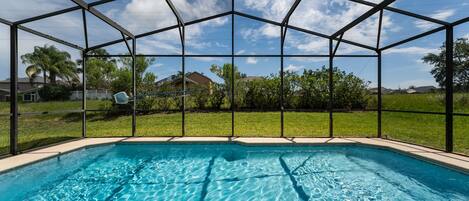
382,93,469,113
0,93,468,155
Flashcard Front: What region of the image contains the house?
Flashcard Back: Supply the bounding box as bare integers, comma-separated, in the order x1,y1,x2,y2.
0,76,49,102
69,89,113,100
156,72,214,94
0,88,10,102
406,86,437,94
369,87,394,94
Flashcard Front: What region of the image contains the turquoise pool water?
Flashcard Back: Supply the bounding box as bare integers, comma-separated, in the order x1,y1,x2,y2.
0,144,468,200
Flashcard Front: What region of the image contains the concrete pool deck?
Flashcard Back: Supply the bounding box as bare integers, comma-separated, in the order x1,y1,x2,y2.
0,137,468,173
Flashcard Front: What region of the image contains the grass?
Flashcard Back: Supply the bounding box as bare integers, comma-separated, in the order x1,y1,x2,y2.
382,93,469,113
0,93,468,155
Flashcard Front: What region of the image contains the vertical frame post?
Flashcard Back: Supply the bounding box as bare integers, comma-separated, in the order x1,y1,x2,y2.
376,9,383,138
280,26,285,137
132,38,137,136
82,51,87,138
445,26,453,152
377,50,382,138
10,24,18,155
231,2,235,137
81,9,88,138
328,39,334,138
181,26,186,136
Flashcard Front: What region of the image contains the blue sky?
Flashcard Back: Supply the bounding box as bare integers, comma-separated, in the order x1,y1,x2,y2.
0,0,468,89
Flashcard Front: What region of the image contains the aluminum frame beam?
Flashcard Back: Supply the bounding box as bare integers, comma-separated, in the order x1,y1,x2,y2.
231,0,235,137
15,0,114,25
70,0,134,37
87,10,376,52
376,10,383,49
10,25,18,155
85,54,378,58
281,0,301,26
18,25,84,50
380,25,446,51
87,11,232,51
349,0,449,26
234,11,377,51
0,0,466,155
132,38,137,136
81,8,89,138
0,17,83,50
331,0,395,39
328,39,334,137
445,26,453,152
165,0,186,136
166,0,185,26
377,50,382,137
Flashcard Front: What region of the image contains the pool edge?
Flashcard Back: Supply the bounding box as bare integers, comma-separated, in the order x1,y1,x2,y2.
0,137,468,174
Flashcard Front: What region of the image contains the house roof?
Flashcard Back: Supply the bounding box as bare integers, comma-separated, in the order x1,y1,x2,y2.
413,86,437,91
21,87,43,94
156,72,212,86
0,76,49,84
188,72,212,82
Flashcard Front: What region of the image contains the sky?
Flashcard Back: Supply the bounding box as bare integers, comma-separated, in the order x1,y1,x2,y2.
0,0,468,89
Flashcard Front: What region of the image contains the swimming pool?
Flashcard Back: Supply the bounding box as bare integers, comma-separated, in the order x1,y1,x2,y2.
0,144,467,200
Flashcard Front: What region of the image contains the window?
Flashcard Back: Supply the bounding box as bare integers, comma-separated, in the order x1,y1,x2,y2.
23,94,32,102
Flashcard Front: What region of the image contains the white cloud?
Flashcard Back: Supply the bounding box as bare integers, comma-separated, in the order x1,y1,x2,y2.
241,0,395,53
154,63,164,67
172,0,230,21
246,57,258,64
236,49,246,55
243,0,292,21
121,0,178,33
285,64,304,72
431,9,456,20
415,9,455,30
191,57,223,62
240,24,280,42
118,0,230,54
0,0,72,21
261,24,280,38
384,46,437,55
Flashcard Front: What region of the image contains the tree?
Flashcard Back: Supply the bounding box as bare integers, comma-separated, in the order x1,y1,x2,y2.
210,63,246,101
113,55,156,94
78,49,118,90
423,38,469,91
210,64,246,85
21,45,79,85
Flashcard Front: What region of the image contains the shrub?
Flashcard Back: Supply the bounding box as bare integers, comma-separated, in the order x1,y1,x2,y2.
209,83,226,109
38,84,72,101
137,96,157,114
244,77,280,110
190,85,210,110
457,94,469,107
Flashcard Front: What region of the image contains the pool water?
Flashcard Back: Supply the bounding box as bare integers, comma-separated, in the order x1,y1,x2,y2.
0,144,468,200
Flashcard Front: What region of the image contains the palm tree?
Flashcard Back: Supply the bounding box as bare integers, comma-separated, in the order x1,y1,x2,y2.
21,45,79,85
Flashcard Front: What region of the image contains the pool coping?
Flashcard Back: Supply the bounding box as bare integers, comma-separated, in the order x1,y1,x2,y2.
0,137,468,174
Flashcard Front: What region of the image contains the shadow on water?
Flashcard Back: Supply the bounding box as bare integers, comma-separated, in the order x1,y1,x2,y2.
345,147,469,196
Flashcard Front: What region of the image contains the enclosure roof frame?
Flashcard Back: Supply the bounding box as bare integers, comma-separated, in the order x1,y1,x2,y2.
2,0,468,156
0,0,463,53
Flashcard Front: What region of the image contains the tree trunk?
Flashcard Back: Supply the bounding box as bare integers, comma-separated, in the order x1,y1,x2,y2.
43,71,47,85
50,73,56,84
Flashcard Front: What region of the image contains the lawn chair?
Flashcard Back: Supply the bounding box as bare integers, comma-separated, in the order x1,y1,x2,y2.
113,91,131,105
